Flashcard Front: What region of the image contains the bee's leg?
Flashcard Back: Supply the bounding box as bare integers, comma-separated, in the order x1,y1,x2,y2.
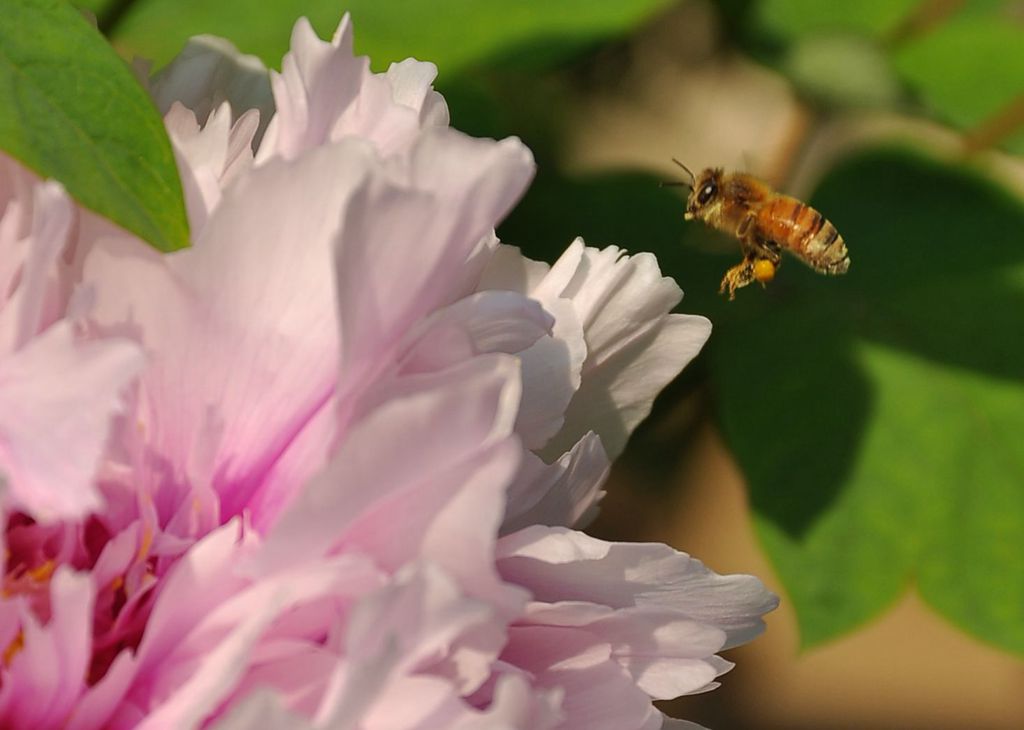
760,240,783,266
736,214,760,255
742,232,783,291
739,222,781,267
719,257,756,300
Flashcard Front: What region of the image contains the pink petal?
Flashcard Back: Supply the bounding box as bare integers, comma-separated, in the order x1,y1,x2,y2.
64,649,138,730
245,398,337,533
502,625,661,730
0,322,142,521
339,563,495,702
313,564,517,729
0,180,73,351
397,291,552,376
254,355,521,583
259,16,363,161
0,568,94,726
132,520,248,682
503,433,609,533
334,129,534,416
453,674,563,730
84,141,375,521
138,550,377,727
164,102,258,233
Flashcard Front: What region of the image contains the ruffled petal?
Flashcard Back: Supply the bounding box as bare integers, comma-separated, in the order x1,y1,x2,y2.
531,239,712,460
551,311,711,461
259,15,447,163
164,101,258,232
498,527,779,649
0,323,142,521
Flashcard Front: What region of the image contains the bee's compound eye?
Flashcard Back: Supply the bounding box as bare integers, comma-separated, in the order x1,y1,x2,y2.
697,182,717,206
753,258,776,283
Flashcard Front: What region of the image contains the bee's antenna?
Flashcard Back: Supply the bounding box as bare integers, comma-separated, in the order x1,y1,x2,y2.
671,157,696,184
660,158,696,189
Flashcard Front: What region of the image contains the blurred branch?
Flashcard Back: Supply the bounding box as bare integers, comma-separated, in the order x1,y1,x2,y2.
769,102,814,189
886,0,966,46
963,95,1024,154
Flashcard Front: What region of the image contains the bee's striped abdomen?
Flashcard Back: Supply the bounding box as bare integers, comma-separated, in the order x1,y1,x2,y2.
757,195,849,275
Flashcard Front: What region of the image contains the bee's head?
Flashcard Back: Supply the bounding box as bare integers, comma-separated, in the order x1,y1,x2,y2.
684,168,723,221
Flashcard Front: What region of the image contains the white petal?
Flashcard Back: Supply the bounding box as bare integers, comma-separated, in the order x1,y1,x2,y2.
547,312,711,460
514,296,585,450
498,527,779,649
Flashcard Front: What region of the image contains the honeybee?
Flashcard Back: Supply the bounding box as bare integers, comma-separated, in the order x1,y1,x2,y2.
667,159,849,299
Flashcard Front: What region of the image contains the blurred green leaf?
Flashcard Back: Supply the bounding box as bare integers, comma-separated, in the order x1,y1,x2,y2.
755,0,920,41
105,0,675,73
1,0,189,251
785,33,904,107
711,149,1024,651
72,0,111,13
894,16,1024,153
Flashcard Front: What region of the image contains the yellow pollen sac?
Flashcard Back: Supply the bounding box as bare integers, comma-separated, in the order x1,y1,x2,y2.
753,258,776,283
2,632,24,666
110,576,124,592
137,528,154,561
26,561,56,583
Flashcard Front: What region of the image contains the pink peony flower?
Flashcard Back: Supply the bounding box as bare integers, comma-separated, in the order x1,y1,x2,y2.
0,14,777,729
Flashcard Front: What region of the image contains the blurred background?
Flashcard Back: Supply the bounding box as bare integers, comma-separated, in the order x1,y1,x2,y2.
84,0,1024,727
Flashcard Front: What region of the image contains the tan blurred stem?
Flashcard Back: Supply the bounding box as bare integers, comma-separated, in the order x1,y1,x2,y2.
885,0,967,46
766,103,816,189
963,95,1024,154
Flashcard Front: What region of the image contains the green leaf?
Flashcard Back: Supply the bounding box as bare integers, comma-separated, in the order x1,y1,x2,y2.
707,149,1024,652
0,0,188,251
894,16,1024,153
785,33,904,108
71,0,111,14
106,0,675,73
755,0,920,41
